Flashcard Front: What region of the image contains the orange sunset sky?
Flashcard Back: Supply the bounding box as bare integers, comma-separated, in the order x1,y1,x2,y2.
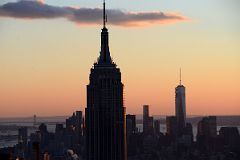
0,0,239,117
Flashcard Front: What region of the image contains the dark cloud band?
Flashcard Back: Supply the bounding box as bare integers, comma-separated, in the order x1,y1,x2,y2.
0,0,189,27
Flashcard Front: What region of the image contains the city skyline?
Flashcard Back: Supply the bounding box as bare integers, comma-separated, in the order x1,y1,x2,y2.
0,0,240,117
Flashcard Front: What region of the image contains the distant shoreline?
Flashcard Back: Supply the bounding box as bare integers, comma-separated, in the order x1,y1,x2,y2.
0,115,240,126
0,114,239,119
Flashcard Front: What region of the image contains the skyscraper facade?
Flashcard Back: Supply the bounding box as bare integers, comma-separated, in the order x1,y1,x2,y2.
143,105,149,133
154,120,160,135
175,70,186,134
166,116,177,139
85,1,127,160
126,114,136,135
143,105,154,135
197,116,217,138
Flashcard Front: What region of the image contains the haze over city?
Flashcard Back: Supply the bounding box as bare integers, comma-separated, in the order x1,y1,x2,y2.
0,0,239,117
0,1,240,160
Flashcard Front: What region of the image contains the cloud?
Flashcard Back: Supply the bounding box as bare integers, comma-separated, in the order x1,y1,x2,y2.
0,0,189,27
37,0,44,4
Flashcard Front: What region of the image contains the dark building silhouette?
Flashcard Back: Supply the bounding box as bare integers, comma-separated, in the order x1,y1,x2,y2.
65,111,83,148
219,127,240,151
126,114,136,136
126,115,140,157
143,105,149,134
154,120,160,135
148,116,154,134
38,123,49,148
197,116,217,138
178,122,193,146
75,111,83,143
166,116,177,140
54,123,65,156
197,116,217,151
85,1,127,160
0,153,12,160
175,69,186,135
31,142,40,160
143,105,154,135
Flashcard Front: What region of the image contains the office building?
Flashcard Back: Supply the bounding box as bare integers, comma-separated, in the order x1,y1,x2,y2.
175,69,186,135
166,116,177,139
154,120,160,135
126,114,136,136
197,116,217,138
85,1,127,160
143,105,153,135
219,127,240,151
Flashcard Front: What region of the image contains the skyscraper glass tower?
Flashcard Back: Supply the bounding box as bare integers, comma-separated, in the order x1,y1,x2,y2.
175,69,186,135
85,1,127,160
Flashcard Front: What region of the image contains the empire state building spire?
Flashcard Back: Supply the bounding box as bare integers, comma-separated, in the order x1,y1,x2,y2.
103,0,106,28
86,2,126,159
97,0,113,66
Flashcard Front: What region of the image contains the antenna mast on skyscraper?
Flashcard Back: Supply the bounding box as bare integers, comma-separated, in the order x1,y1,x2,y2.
180,68,182,85
103,0,106,28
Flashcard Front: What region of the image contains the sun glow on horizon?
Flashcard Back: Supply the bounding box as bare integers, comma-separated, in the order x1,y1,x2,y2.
0,0,239,117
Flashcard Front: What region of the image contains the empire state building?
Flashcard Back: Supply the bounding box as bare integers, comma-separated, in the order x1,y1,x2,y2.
85,1,127,160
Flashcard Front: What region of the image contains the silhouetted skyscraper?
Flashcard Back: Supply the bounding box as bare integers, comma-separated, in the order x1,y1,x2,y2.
143,105,154,135
197,116,217,151
75,111,83,143
154,120,160,135
175,69,186,135
85,1,127,160
219,127,240,151
166,116,177,139
126,114,136,136
197,116,217,138
143,105,149,133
